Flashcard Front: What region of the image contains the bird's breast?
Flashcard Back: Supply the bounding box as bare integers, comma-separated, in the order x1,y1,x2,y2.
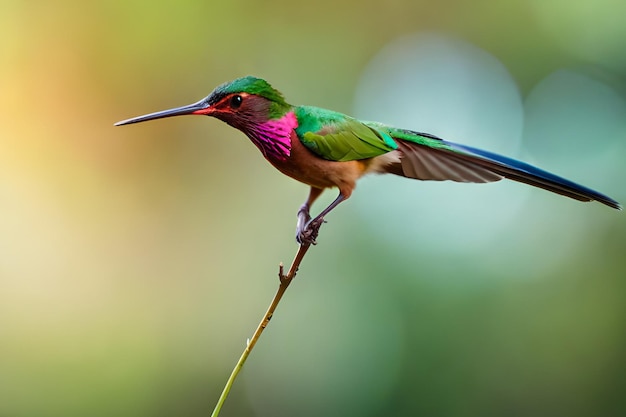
266,131,370,196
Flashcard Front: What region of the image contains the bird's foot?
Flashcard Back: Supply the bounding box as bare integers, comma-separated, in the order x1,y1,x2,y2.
296,217,325,246
295,205,311,244
296,205,311,234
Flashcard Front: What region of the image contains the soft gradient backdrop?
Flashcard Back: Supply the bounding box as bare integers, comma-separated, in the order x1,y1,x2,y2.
1,1,625,416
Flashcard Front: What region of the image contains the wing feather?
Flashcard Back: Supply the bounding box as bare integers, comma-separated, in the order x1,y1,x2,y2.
296,107,397,161
382,127,620,209
396,140,502,182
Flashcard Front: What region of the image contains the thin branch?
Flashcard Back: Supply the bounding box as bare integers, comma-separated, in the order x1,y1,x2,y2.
210,243,312,417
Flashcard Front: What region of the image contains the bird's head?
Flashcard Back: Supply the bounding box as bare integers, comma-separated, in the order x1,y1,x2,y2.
115,76,292,130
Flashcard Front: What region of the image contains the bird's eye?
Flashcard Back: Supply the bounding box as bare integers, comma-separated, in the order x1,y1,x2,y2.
230,94,243,109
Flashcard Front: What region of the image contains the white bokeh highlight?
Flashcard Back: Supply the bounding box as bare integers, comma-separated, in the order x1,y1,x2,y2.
349,33,623,282
524,69,626,186
352,33,528,257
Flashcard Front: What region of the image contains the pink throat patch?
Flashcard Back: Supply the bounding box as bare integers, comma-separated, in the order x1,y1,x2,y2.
251,111,298,160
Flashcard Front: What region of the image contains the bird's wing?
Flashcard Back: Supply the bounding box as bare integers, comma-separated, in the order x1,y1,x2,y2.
379,125,621,209
295,106,397,161
368,124,503,182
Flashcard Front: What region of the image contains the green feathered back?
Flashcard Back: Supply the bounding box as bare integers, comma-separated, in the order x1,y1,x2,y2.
295,106,397,161
379,125,452,150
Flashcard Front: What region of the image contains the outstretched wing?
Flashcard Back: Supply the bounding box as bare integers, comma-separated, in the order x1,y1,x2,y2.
378,125,621,209
293,106,619,209
295,106,397,161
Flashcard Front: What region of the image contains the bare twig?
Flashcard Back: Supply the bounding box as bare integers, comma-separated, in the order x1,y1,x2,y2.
210,243,312,417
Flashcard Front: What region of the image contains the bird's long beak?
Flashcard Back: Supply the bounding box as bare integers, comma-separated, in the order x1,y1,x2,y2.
114,98,211,126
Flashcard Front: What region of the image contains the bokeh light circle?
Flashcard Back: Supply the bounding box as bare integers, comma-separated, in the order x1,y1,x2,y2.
352,32,527,257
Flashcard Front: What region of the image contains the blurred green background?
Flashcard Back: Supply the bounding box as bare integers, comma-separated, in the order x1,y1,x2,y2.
1,1,625,416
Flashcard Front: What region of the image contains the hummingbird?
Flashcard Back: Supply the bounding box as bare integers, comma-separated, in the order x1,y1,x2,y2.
115,76,621,244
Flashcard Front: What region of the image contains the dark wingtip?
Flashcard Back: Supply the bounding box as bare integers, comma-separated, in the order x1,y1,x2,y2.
591,193,621,210
442,141,622,211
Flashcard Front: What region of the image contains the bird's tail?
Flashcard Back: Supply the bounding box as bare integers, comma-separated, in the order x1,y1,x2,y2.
388,135,621,210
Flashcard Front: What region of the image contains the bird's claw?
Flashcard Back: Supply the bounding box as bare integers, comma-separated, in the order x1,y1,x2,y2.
296,217,325,246
296,205,312,244
296,206,311,230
